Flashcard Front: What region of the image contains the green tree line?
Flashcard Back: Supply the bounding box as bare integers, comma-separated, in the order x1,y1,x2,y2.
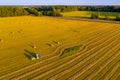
0,6,120,20
0,7,28,17
78,6,120,12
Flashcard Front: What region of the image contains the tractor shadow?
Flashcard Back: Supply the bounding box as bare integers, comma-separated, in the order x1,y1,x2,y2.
24,49,36,60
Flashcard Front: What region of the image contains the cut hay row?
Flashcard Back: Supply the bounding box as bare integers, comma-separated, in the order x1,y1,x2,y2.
75,42,120,80
11,46,87,80
55,29,120,80
85,51,120,80
8,49,85,79
22,28,119,79
11,44,89,79
52,29,105,55
103,61,120,80
83,28,119,50
109,67,120,80
50,34,119,80
49,38,119,79
30,29,120,80
12,28,116,79
53,27,117,56
81,27,118,44
0,27,118,79
59,28,119,55
0,56,60,79
6,57,60,79
9,27,119,79
0,26,111,79
110,67,120,80
80,26,117,44
0,56,59,79
48,34,120,80
83,28,119,52
62,39,119,79
2,28,119,80
3,46,85,79
48,24,109,55
116,75,120,80
78,57,120,80
92,54,120,80
49,28,119,79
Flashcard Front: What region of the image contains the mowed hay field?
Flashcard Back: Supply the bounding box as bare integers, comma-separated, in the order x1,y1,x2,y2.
0,16,120,80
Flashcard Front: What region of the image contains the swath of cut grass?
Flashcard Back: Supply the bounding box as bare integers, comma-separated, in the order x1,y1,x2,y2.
76,43,120,80
6,26,120,79
30,28,119,80
57,29,120,80
48,28,119,80
0,16,120,80
0,27,111,79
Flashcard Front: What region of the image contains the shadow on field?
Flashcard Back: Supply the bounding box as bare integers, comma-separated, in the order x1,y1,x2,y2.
24,53,31,60
24,49,36,60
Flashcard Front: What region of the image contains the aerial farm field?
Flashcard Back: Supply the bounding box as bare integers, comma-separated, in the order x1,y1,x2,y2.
0,16,120,80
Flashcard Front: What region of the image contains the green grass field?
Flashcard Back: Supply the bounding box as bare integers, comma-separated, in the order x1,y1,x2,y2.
0,16,120,80
61,11,120,19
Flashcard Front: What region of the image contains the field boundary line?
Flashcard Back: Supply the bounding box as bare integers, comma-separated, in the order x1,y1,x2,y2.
10,28,116,79
47,16,120,24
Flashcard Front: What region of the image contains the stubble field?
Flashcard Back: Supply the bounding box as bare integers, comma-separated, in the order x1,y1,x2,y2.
0,16,120,80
